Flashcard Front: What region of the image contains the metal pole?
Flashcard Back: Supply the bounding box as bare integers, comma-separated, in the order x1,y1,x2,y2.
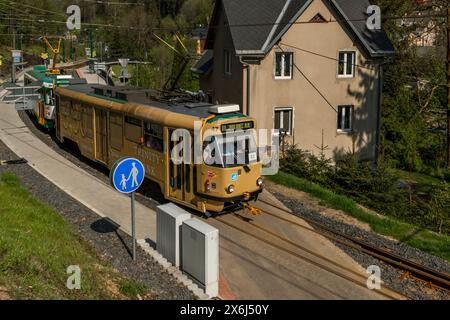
11,62,15,83
131,192,136,261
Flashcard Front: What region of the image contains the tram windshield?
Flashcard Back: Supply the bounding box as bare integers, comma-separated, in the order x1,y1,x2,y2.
204,130,258,168
43,87,55,106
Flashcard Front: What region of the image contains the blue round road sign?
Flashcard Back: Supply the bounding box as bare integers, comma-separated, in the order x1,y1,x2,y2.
110,158,145,194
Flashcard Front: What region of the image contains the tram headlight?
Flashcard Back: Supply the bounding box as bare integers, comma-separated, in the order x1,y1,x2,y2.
227,185,235,194
257,177,264,187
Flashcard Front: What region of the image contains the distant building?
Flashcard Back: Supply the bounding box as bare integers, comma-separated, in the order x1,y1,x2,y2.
191,27,208,55
192,0,394,161
402,0,446,53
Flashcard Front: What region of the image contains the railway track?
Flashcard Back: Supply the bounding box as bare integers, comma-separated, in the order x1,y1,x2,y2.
214,214,405,300
255,198,450,292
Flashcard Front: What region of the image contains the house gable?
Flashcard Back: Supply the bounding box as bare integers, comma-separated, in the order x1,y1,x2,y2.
204,0,394,59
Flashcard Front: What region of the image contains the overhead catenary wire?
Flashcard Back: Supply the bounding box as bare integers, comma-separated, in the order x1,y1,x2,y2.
279,42,377,72
0,0,448,34
276,43,385,151
276,44,338,113
1,0,67,18
73,0,145,6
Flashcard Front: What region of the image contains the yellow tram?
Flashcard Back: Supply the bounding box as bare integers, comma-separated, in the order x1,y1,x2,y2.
54,84,263,213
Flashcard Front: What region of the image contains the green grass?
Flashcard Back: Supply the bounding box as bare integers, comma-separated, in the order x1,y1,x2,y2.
119,279,148,298
0,172,149,300
392,169,443,190
268,172,450,262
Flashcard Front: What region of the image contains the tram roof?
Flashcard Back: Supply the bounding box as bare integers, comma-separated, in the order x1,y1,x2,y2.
60,84,248,120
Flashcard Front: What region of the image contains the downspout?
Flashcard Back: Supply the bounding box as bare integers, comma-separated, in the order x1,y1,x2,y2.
375,63,383,167
240,57,251,116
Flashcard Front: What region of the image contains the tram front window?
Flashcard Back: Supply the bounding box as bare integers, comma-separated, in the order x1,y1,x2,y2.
44,88,55,106
204,131,258,168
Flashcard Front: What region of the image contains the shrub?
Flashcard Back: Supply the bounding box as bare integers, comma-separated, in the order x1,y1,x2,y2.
278,145,449,234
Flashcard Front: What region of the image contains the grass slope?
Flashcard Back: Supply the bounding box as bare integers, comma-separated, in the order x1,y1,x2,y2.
268,172,450,262
0,172,147,300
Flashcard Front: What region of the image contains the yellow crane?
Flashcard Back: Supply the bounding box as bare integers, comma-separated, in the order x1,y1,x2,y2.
41,36,62,74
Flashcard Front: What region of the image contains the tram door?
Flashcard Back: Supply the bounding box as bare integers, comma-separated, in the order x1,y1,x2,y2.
168,129,194,204
95,109,108,164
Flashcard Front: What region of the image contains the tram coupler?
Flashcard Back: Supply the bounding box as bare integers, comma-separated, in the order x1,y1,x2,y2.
243,203,261,216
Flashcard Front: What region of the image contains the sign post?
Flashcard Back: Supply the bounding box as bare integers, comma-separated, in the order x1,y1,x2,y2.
110,158,145,261
11,50,22,83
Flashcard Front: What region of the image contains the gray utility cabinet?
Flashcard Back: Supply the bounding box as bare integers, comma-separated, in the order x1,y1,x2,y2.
156,203,191,267
182,218,219,297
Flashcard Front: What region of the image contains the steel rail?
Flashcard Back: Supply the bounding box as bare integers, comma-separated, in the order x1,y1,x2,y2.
214,215,404,300
257,199,450,292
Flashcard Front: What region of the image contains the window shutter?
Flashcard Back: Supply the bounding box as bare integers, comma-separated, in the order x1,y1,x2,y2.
274,111,281,130
282,111,290,133
275,53,282,77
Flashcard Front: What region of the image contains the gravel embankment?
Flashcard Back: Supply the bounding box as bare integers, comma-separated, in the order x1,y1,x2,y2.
267,184,450,300
0,139,195,300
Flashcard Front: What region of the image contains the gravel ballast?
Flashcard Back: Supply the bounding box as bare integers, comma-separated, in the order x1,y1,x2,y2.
0,139,195,300
267,184,450,300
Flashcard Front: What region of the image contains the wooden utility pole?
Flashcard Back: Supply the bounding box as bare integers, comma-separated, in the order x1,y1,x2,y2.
447,6,450,168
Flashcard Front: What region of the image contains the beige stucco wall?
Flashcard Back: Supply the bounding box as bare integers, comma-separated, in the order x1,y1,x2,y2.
204,0,383,161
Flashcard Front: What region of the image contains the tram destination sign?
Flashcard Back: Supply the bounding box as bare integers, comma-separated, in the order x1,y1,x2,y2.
221,121,254,132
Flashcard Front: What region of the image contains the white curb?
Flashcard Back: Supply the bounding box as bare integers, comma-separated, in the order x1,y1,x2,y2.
137,239,212,300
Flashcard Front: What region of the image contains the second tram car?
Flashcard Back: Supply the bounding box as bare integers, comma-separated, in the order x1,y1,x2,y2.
24,65,86,129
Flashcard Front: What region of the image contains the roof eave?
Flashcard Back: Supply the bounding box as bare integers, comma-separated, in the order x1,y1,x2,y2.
261,0,313,55
329,0,395,59
235,50,265,56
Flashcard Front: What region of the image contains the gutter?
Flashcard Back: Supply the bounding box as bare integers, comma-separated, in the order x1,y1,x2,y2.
239,57,251,116
375,63,383,166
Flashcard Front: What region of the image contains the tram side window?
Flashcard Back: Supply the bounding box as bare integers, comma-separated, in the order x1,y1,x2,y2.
144,122,163,152
72,103,82,121
125,116,142,144
110,113,123,150
81,105,93,139
61,99,70,116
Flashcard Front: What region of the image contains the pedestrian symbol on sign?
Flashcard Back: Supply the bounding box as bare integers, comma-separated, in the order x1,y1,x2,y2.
110,158,145,194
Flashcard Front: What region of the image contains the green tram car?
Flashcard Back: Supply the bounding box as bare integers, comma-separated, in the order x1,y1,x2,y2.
24,65,86,129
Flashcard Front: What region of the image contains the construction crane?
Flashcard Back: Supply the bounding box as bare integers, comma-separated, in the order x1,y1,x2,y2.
41,36,62,74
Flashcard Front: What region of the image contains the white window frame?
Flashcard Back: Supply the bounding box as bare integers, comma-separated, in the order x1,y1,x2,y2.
337,50,356,78
224,49,232,75
273,107,294,136
274,52,293,80
337,105,353,133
